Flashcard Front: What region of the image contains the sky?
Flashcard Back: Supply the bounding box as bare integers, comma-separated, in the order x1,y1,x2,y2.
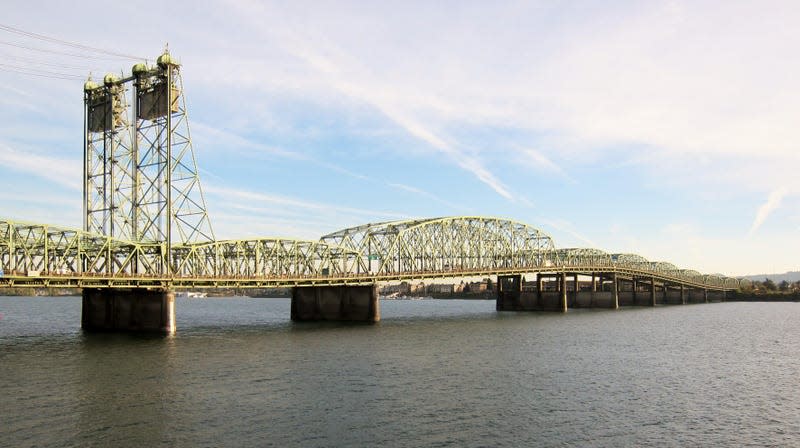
0,0,798,277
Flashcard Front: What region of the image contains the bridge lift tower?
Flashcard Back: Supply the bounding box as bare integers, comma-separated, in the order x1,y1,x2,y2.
83,50,214,274
82,50,216,334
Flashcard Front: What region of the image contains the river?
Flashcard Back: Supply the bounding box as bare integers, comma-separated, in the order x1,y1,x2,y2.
1,296,799,447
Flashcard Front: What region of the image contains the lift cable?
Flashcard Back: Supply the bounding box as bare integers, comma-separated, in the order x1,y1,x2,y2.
0,51,108,71
0,63,85,80
0,23,146,60
0,40,138,62
0,66,83,80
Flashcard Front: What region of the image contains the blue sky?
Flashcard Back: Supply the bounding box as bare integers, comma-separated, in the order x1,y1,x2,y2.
1,1,798,276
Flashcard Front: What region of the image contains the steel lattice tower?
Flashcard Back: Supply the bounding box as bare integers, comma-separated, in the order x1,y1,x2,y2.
83,50,214,273
83,74,136,241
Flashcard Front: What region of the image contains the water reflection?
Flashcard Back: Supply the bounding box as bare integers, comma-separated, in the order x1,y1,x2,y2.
76,333,176,446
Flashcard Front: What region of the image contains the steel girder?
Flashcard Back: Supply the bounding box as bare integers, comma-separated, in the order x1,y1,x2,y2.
610,253,650,267
0,218,362,279
0,218,162,276
555,248,612,267
169,238,363,278
1,215,744,290
321,216,556,275
549,251,738,288
651,262,680,277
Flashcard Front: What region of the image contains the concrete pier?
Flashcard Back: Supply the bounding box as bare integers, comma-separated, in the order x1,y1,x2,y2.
574,291,616,308
497,274,567,312
494,271,727,311
82,288,175,334
291,285,379,322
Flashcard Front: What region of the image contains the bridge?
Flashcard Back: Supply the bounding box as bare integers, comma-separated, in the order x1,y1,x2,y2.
0,51,744,334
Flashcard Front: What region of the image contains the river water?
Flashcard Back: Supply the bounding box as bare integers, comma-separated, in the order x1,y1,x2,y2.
1,296,799,447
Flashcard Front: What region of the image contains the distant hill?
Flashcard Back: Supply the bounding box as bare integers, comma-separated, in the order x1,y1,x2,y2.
742,271,800,283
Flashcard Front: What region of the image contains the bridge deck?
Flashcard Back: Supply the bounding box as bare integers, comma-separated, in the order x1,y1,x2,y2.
0,265,736,291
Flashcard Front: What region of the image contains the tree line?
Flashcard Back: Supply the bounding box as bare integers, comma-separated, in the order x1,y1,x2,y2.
741,279,800,295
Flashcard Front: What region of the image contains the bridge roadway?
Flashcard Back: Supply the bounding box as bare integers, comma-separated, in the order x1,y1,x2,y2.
0,266,734,291
1,216,741,334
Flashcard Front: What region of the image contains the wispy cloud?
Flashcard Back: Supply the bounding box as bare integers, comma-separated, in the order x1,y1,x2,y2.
538,217,598,248
321,68,515,200
749,187,791,236
205,184,407,218
387,182,470,212
191,121,303,160
221,7,518,201
192,120,375,182
203,183,410,238
517,148,573,182
0,142,80,190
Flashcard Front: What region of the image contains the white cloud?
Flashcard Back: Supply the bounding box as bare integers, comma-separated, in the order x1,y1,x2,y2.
749,187,791,236
219,1,518,200
537,217,598,248
203,183,410,239
191,121,304,160
221,1,800,197
517,148,572,181
0,142,80,190
387,182,470,212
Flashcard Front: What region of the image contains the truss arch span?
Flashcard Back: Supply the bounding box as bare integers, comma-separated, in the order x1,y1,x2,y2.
321,216,556,275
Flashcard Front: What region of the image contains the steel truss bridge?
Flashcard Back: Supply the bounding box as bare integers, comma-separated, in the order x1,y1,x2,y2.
0,216,741,291
0,51,743,294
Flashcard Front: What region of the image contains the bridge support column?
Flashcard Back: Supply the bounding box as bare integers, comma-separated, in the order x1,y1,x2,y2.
632,278,638,305
496,274,522,311
680,284,686,305
650,277,656,307
572,274,579,307
291,285,379,322
536,273,544,306
611,273,619,309
82,288,175,335
704,289,709,303
501,274,566,312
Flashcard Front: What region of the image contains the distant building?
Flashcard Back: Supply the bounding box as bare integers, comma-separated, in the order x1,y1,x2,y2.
466,281,488,293
427,283,455,294
381,281,427,295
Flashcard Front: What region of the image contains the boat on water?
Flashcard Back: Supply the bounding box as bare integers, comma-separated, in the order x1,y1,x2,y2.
176,291,208,298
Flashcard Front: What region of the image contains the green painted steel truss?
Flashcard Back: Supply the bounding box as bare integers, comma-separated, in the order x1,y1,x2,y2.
0,216,743,291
